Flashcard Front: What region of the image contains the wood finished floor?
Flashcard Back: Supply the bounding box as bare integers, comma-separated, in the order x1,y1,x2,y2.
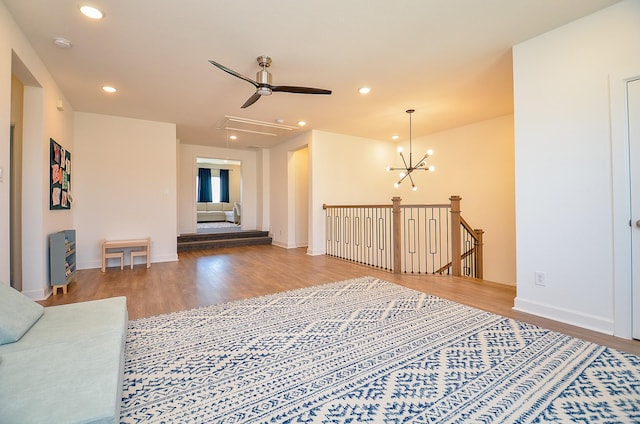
38,244,640,356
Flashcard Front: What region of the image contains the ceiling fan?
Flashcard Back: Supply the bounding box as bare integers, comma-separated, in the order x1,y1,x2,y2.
208,56,332,108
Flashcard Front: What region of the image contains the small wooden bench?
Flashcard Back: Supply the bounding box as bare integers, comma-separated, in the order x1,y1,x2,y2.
102,238,150,272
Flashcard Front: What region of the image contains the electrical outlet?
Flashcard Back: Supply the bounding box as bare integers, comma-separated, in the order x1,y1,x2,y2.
534,271,546,286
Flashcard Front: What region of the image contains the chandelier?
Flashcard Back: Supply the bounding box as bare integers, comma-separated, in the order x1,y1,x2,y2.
386,109,434,191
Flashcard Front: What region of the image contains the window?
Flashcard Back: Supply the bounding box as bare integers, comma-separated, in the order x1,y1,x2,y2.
210,176,221,202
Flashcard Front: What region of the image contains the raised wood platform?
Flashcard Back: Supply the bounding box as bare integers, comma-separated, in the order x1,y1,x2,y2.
177,230,272,252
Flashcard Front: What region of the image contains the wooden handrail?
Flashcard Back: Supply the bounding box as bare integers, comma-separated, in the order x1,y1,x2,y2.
399,203,451,209
435,247,476,275
323,203,451,209
460,216,476,240
323,203,392,209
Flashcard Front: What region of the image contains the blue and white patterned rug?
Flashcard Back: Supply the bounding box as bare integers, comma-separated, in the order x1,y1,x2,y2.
121,277,640,423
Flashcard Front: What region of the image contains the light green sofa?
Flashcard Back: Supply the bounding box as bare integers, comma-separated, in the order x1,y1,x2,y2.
0,285,128,424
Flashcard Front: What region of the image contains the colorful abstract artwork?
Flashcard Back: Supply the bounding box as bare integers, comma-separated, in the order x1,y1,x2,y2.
50,138,71,210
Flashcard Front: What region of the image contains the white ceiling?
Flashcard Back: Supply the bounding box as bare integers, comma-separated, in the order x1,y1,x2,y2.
4,0,620,149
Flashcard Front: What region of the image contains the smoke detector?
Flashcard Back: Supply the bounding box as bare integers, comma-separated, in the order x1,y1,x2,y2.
53,37,72,49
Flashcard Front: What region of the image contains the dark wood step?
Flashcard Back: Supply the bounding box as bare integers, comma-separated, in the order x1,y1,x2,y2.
177,231,272,252
178,230,269,242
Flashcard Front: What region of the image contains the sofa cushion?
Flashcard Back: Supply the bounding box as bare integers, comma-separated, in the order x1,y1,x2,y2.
0,296,128,424
0,333,123,423
0,284,44,345
196,202,208,211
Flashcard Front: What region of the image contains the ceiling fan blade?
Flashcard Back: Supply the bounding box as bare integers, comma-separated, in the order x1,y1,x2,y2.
241,92,262,108
271,85,332,95
208,60,259,89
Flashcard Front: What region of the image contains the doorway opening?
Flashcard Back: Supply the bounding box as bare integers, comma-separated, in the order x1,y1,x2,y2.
628,78,640,340
195,157,242,234
10,72,25,292
9,124,22,291
611,70,640,340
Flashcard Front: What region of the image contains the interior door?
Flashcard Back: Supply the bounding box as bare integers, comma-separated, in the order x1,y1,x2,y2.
630,78,640,340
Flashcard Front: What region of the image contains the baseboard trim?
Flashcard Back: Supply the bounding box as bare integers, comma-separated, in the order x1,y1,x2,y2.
77,254,178,270
22,288,48,301
306,247,325,256
513,296,614,335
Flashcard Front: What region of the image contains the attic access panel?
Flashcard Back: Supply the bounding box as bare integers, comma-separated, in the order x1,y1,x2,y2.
217,116,299,138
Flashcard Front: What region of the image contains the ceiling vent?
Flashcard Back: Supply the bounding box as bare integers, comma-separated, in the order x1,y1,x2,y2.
217,116,299,137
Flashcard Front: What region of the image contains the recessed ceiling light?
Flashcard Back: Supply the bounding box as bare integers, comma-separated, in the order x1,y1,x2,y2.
229,135,237,140
80,5,104,20
297,121,306,126
102,86,117,93
392,135,399,140
358,87,371,95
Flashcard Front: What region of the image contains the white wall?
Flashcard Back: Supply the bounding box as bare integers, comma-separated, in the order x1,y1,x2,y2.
408,115,515,285
512,0,640,335
1,2,75,299
74,113,178,268
178,143,258,235
308,130,401,254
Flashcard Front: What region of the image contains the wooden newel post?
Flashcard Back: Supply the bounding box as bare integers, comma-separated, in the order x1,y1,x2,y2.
474,229,484,279
449,195,462,276
392,196,402,274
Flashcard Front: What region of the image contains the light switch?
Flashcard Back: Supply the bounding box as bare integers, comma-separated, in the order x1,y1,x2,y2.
0,166,4,182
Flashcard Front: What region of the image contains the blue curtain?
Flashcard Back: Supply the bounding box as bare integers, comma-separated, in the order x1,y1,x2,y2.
220,169,230,203
197,168,212,202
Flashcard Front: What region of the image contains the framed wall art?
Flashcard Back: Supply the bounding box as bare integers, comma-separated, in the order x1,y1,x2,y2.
50,138,71,210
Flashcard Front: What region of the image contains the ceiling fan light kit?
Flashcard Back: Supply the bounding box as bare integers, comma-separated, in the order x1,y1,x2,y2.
209,56,332,108
387,109,435,191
